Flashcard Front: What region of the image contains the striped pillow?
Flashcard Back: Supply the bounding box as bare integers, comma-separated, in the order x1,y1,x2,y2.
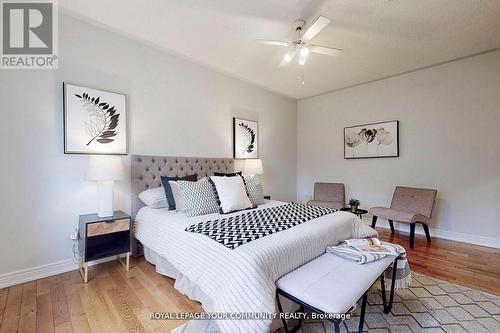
243,174,265,206
177,178,220,217
138,186,167,209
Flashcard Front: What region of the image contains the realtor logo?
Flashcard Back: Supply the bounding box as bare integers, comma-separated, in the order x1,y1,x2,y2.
1,0,58,69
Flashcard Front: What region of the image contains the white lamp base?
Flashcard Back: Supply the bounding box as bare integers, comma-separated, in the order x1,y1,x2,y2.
97,180,114,217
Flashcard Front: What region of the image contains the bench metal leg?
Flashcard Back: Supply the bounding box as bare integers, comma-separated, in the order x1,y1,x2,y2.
276,291,303,333
358,291,368,333
380,257,399,314
371,215,378,228
333,320,340,333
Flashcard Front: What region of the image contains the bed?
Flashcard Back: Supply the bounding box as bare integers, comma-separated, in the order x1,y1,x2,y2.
131,155,368,333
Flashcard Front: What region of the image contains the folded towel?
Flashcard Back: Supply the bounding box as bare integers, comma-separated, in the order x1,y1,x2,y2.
327,238,411,289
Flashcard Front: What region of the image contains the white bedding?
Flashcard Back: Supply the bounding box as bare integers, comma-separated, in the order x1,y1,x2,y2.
134,200,367,333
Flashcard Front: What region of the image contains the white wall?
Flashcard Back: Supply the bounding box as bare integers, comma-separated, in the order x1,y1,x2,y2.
298,50,500,246
0,14,296,277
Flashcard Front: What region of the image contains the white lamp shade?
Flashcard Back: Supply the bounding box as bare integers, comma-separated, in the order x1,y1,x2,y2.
85,155,124,181
243,159,263,174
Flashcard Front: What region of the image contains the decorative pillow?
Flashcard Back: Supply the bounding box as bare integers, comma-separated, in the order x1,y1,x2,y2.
169,181,186,212
177,178,220,217
210,176,253,214
138,186,167,209
243,174,265,206
161,174,197,210
213,171,242,177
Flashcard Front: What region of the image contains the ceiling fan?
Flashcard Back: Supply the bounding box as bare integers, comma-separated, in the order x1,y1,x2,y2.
258,16,342,67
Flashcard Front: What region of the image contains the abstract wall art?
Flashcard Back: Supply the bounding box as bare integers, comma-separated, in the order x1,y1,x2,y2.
233,117,258,159
64,83,127,155
344,120,399,159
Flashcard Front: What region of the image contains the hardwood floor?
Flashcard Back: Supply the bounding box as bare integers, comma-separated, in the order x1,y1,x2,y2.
377,227,500,295
0,260,202,333
0,231,499,332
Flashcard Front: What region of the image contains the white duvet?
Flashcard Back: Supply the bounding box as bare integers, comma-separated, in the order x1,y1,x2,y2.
134,200,372,333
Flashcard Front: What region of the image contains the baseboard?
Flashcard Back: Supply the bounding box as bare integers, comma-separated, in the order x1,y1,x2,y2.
0,256,120,289
0,259,77,289
363,216,500,249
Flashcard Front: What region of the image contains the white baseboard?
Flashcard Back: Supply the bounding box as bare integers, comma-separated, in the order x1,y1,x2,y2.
364,216,500,249
0,259,77,289
0,256,121,289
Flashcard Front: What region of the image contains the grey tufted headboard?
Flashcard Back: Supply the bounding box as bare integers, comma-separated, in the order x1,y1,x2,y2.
131,155,234,218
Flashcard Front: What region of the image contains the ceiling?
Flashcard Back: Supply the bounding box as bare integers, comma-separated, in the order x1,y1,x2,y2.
60,0,500,99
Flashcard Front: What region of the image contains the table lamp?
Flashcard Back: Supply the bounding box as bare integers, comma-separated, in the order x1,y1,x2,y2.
243,159,263,175
86,155,124,217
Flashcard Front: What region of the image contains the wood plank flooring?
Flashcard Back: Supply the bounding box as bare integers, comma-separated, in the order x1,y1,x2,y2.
377,227,500,295
0,231,499,332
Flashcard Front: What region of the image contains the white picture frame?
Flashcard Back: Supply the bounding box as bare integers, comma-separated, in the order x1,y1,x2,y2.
63,83,127,155
233,117,258,159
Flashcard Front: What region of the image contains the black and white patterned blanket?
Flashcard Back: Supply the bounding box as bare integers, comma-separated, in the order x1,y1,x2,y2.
185,203,337,249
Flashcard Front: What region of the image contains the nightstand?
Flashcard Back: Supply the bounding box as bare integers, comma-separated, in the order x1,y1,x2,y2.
78,211,131,283
264,195,271,200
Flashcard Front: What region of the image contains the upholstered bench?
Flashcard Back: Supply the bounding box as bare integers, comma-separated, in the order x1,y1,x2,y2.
276,253,400,333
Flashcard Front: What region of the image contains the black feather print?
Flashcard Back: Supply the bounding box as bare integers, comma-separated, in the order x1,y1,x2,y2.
238,122,255,154
75,92,120,146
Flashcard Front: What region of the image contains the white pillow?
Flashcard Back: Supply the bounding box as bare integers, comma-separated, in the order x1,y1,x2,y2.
210,176,253,214
169,180,186,212
138,186,167,209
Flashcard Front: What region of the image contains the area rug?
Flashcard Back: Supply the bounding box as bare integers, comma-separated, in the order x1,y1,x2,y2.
288,272,500,333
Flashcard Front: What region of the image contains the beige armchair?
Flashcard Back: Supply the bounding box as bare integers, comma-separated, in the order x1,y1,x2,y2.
369,186,437,248
307,182,345,210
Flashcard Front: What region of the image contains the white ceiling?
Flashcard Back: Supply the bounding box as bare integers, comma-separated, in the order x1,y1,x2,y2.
60,0,500,99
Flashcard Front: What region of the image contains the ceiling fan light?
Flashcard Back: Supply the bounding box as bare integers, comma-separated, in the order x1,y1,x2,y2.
299,47,309,58
298,56,306,65
283,53,292,62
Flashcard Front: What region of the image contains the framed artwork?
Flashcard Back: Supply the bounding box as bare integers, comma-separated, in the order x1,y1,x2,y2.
344,120,399,159
233,117,258,159
63,83,127,155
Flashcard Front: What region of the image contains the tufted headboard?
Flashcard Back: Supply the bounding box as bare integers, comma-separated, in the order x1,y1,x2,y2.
131,155,234,218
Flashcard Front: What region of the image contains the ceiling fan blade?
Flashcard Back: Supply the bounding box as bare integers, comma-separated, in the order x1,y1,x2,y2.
310,45,343,57
278,50,296,67
301,16,330,42
257,40,290,47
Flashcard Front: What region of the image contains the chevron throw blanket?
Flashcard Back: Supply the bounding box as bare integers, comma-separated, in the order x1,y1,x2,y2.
186,203,336,249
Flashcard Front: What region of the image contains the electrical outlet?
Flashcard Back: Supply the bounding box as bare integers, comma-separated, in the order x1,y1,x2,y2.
70,228,79,240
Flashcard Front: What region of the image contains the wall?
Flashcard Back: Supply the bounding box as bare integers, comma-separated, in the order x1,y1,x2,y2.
297,50,500,246
0,13,297,279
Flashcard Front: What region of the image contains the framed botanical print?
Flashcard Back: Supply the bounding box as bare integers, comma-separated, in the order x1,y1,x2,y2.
344,120,399,159
233,117,258,159
63,83,127,155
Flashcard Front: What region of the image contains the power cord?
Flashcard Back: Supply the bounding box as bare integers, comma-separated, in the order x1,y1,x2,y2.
72,241,80,264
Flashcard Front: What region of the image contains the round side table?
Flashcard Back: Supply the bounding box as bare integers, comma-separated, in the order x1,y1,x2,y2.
340,207,368,219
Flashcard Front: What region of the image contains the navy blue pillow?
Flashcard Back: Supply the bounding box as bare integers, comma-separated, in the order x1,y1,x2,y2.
213,171,242,177
161,174,197,210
